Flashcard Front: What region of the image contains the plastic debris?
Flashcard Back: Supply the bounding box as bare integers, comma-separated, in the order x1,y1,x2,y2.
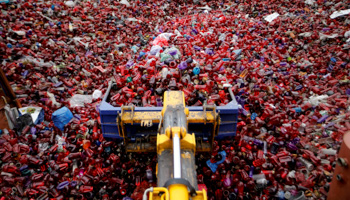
69,95,93,107
18,107,44,125
264,12,280,22
52,107,73,131
330,9,350,19
206,151,227,172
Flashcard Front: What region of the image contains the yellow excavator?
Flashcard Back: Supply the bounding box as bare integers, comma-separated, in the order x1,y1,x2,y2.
114,90,237,200
98,79,238,200
117,91,212,200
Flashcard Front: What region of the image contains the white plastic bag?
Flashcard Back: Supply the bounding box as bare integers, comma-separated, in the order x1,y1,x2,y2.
305,0,315,5
92,90,102,100
56,135,66,152
219,33,226,41
155,33,174,40
22,56,54,68
330,9,350,19
13,30,26,36
120,0,130,7
69,94,92,107
72,37,89,48
299,32,312,37
152,33,174,46
264,12,280,23
65,1,75,7
126,18,141,22
319,33,339,40
47,91,62,107
344,30,350,38
38,143,49,153
307,95,328,106
198,5,212,11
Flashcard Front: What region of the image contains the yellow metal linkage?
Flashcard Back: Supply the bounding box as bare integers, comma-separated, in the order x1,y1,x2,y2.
148,187,207,200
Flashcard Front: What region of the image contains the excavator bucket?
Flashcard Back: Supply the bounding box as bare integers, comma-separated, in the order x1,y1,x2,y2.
99,81,239,152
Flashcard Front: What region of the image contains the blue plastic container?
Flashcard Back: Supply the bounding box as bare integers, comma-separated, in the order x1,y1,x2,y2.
99,81,238,139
